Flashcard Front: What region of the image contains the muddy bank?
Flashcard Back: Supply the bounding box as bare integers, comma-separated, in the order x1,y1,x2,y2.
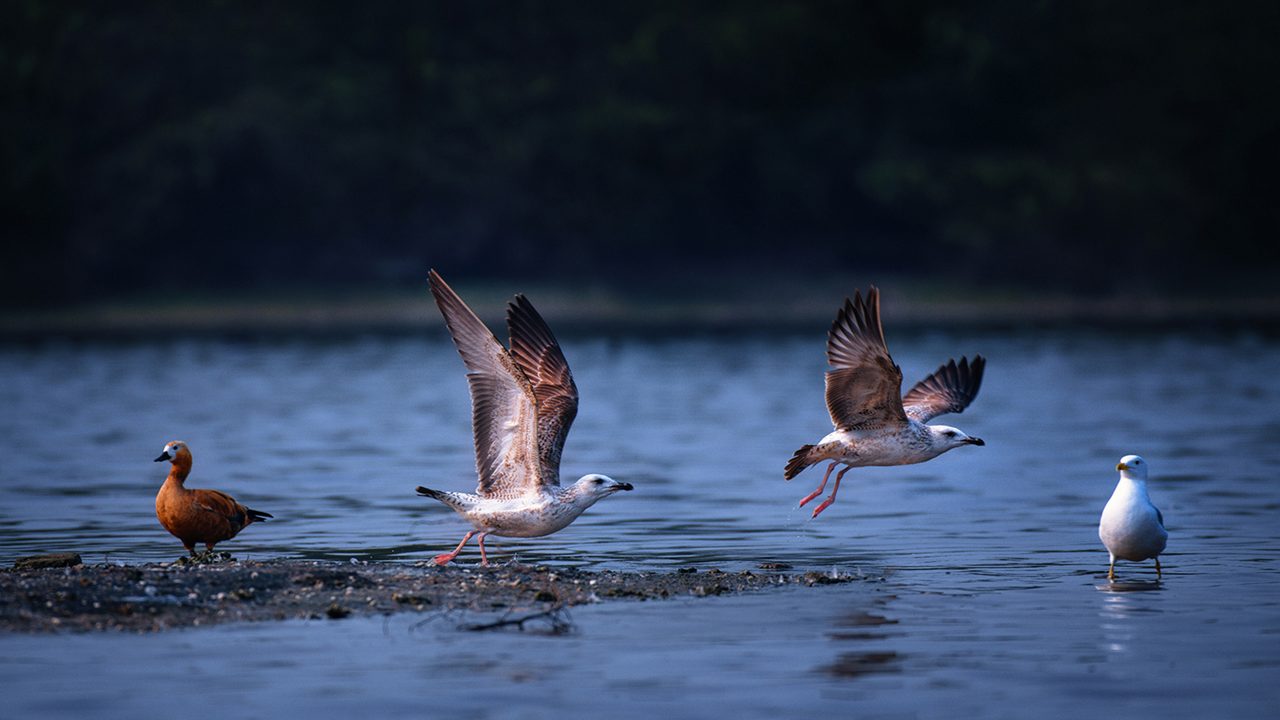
0,557,868,633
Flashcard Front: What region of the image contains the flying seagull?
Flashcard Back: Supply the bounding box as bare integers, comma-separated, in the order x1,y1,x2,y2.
785,287,986,517
417,270,632,565
1099,455,1167,580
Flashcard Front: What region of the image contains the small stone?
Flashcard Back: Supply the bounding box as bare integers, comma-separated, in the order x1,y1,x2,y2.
325,603,351,619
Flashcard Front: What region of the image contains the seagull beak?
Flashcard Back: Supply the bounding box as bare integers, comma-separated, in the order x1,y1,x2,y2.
1116,462,1128,471
617,482,634,491
154,452,171,462
965,437,985,446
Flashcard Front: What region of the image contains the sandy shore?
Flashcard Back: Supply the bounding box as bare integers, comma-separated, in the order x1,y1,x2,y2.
0,556,865,633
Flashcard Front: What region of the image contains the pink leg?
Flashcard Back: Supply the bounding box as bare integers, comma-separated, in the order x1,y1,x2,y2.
798,463,838,508
811,466,851,518
433,530,475,565
477,533,490,566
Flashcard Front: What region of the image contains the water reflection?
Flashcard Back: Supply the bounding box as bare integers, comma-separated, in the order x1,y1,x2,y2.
1097,580,1163,662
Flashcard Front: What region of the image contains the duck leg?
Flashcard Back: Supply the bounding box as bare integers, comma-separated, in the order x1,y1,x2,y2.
811,466,851,518
798,463,838,508
434,530,475,566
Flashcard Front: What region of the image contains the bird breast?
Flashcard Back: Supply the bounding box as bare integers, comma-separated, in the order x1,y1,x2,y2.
1099,488,1167,561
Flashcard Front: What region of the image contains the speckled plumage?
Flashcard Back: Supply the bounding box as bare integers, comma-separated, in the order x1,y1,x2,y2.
786,287,986,517
418,271,632,565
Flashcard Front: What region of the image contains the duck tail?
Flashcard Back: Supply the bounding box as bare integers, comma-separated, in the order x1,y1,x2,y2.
784,444,817,480
247,507,273,522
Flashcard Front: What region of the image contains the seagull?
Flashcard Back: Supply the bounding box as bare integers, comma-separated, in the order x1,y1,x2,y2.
153,441,272,556
784,287,986,517
1099,455,1167,580
416,270,633,566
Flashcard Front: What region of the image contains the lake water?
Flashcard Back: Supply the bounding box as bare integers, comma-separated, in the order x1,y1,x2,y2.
2,328,1279,718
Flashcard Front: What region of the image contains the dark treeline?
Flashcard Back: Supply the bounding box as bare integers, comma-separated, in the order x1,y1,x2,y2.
3,1,1277,307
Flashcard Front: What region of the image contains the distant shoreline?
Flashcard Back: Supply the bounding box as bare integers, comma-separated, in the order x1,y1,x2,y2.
3,287,1279,340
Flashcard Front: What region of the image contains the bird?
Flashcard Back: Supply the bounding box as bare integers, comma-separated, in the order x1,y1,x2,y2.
153,440,272,556
416,269,633,566
1099,454,1167,580
785,287,986,517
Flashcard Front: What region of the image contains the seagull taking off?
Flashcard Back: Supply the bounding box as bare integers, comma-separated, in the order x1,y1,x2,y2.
417,270,632,566
1099,455,1167,580
785,287,986,518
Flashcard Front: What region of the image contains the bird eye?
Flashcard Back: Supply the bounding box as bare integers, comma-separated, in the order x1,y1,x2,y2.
593,478,604,484
946,431,956,437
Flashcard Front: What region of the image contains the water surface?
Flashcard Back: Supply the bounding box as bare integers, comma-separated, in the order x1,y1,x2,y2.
1,329,1277,717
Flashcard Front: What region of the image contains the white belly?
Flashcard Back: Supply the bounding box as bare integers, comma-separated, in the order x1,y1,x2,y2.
459,496,582,538
1099,499,1167,561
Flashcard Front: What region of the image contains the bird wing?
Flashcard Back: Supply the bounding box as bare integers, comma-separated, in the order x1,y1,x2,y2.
429,270,543,497
824,287,908,430
191,489,249,534
507,293,578,486
902,355,986,422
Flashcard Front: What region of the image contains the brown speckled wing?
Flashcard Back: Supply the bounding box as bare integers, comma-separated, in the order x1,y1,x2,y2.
902,355,986,423
429,270,542,497
507,294,578,487
824,287,908,431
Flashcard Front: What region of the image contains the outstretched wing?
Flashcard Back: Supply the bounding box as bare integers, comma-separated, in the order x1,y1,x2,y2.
428,270,542,498
507,293,579,486
824,287,908,431
902,355,985,423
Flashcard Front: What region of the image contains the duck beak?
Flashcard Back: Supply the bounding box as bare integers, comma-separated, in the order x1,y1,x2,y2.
154,452,171,462
617,482,634,491
965,437,985,446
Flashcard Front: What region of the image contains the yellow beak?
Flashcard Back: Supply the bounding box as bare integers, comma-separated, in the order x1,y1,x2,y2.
1116,462,1128,471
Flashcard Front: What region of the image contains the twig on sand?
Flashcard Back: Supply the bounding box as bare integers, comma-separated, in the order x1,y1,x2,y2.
459,604,574,635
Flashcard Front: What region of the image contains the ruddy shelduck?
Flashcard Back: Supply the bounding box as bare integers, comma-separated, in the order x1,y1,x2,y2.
154,440,272,556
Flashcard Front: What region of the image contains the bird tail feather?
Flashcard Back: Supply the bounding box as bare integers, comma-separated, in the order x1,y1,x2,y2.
784,444,817,480
247,508,273,522
416,486,465,511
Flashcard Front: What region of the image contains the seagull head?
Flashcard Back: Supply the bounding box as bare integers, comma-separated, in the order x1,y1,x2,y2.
1116,454,1148,480
930,425,984,450
571,474,633,503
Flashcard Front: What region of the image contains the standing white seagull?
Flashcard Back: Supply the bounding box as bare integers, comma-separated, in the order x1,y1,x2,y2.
1099,455,1167,580
417,270,632,566
785,287,986,517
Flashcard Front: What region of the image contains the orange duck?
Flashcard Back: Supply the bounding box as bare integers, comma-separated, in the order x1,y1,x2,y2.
153,441,272,556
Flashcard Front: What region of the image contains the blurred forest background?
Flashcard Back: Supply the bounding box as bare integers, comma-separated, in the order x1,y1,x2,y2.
2,1,1277,312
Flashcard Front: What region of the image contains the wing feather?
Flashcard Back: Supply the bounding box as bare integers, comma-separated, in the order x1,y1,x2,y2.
429,270,542,497
507,294,578,486
823,288,908,430
902,355,986,422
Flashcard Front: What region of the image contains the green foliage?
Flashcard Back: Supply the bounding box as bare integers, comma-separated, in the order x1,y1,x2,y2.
2,1,1277,306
